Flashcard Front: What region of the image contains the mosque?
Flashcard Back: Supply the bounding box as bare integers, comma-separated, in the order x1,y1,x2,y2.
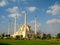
11,11,37,38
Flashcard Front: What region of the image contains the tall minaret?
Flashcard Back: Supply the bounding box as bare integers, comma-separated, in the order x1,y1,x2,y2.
14,15,17,34
35,17,37,35
8,19,10,35
24,11,27,25
22,11,27,25
22,11,27,38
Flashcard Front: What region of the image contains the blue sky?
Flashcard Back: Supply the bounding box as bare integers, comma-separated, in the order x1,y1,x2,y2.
0,0,60,36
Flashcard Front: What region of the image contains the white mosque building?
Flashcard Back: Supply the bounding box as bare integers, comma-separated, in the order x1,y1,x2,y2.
11,11,36,38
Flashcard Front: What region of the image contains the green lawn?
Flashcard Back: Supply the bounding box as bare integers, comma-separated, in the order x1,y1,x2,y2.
0,39,60,45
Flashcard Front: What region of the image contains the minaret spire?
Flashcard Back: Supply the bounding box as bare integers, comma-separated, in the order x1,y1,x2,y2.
22,10,27,38
22,11,27,25
24,11,27,25
35,17,37,35
14,14,17,34
8,19,10,35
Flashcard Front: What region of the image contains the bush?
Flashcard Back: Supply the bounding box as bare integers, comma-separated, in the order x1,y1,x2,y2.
15,35,20,40
57,33,60,38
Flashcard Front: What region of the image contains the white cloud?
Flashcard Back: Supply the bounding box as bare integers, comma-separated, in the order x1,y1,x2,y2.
8,13,21,18
46,19,60,36
7,6,21,18
46,19,60,24
46,4,60,15
28,6,37,12
0,0,7,7
7,6,19,13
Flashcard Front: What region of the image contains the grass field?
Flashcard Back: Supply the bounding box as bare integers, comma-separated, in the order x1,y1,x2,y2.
0,39,60,45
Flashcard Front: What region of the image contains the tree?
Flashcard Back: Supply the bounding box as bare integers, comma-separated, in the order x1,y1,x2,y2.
57,33,60,38
2,33,5,37
0,35,1,38
33,32,41,39
47,34,51,39
36,32,41,39
15,35,20,39
6,34,10,39
1,33,5,39
42,33,47,39
20,35,23,40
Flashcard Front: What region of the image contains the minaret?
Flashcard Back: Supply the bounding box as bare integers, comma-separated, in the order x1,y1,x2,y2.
35,17,37,35
22,11,27,38
8,19,10,35
24,11,26,25
22,11,27,25
24,11,27,25
24,11,27,38
14,15,17,34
